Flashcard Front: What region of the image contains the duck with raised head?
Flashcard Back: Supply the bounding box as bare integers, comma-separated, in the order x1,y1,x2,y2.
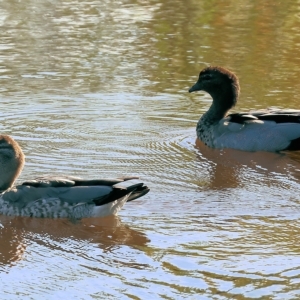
0,135,149,219
189,66,300,152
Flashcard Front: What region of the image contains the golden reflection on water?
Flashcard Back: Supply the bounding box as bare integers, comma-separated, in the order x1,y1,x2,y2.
195,138,300,189
0,215,149,266
1,0,300,298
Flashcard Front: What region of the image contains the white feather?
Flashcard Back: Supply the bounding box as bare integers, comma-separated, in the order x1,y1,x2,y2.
91,194,130,218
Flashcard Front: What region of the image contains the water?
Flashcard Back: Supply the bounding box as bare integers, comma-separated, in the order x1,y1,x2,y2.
1,0,300,299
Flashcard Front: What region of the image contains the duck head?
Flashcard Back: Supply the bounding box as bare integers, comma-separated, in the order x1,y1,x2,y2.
189,66,240,112
0,135,25,191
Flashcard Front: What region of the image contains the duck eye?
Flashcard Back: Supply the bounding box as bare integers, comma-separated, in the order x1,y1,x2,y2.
201,74,212,80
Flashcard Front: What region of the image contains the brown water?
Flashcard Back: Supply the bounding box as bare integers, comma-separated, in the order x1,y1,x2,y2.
1,0,300,299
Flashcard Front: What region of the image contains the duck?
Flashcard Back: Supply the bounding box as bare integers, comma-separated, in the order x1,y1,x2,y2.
189,66,300,152
0,135,149,219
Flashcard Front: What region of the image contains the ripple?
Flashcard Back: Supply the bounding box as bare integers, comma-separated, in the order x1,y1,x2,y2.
1,0,300,298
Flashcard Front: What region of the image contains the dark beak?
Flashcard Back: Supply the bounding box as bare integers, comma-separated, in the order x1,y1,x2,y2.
188,82,202,93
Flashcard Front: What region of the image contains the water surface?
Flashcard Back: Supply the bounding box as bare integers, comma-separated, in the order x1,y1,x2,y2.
1,0,300,299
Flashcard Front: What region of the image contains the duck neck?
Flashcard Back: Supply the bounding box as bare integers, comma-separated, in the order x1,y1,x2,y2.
201,101,230,125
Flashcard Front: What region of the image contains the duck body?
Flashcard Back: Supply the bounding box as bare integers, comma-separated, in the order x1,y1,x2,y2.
0,176,149,219
197,109,300,152
189,66,300,152
0,135,149,219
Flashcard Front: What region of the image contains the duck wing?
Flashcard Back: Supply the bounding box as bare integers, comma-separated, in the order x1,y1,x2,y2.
214,110,300,151
1,176,149,218
22,176,150,205
22,175,139,188
228,109,300,124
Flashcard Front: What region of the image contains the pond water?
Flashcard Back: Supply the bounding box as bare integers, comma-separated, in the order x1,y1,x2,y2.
1,0,300,299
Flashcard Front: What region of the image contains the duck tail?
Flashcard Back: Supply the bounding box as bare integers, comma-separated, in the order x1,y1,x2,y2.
127,185,150,202
285,137,300,151
93,179,149,206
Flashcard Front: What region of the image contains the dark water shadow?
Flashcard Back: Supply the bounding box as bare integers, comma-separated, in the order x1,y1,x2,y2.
0,215,149,267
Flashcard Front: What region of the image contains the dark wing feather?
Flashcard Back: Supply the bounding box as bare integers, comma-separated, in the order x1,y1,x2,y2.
228,110,300,124
255,113,300,124
22,176,140,188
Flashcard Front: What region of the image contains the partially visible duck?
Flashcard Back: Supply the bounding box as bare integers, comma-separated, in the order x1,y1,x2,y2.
0,135,149,219
189,66,300,152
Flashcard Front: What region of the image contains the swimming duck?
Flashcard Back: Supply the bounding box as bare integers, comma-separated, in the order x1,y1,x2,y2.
189,66,300,152
0,135,149,219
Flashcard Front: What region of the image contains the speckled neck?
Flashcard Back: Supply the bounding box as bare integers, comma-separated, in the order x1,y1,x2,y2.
196,99,233,148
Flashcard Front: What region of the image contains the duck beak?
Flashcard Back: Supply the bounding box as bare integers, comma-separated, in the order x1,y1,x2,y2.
188,82,202,93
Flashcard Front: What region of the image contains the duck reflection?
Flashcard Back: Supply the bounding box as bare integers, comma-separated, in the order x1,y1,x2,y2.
0,215,149,266
195,138,300,189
